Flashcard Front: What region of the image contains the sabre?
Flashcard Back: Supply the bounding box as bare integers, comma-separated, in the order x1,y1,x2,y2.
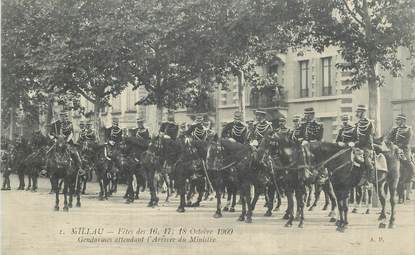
201,159,214,193
268,157,280,199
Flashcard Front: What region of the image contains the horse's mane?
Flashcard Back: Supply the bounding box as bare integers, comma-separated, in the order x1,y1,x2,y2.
220,139,251,162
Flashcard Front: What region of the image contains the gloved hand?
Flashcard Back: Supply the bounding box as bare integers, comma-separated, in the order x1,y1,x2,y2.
109,140,115,146
338,142,345,147
301,140,309,146
348,142,355,147
228,138,236,142
250,140,259,147
164,134,171,139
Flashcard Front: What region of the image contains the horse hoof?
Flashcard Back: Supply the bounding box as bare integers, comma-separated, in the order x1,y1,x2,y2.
328,211,335,217
63,207,69,212
54,206,59,211
68,204,73,208
398,199,403,204
322,205,328,211
238,215,245,222
308,206,314,212
378,223,386,229
284,222,292,228
352,208,358,213
99,196,104,201
229,208,235,213
191,202,200,207
388,223,395,229
223,207,229,212
273,207,280,212
335,220,341,227
298,222,304,228
76,203,81,208
135,195,139,199
282,213,290,220
245,217,252,223
176,207,185,213
264,211,272,217
81,191,86,195
365,209,370,214
294,216,300,221
213,212,222,218
336,226,345,233
329,217,337,223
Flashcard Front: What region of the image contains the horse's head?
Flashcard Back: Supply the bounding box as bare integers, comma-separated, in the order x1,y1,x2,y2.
56,135,67,149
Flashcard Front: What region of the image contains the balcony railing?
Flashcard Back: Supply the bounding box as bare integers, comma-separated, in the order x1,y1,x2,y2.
250,86,287,108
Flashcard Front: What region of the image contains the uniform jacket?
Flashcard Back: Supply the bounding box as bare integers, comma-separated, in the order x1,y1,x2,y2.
221,121,248,144
249,120,273,144
336,124,354,143
298,120,324,142
388,125,412,149
49,120,74,142
160,122,179,140
106,126,122,144
132,127,150,140
353,118,374,149
187,123,206,140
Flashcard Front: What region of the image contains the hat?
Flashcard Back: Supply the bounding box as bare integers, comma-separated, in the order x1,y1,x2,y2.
195,115,204,124
234,111,243,121
304,107,315,114
396,114,407,120
356,104,367,112
293,115,301,122
180,122,187,128
255,109,267,115
341,114,349,121
80,120,85,125
279,115,287,121
112,118,119,124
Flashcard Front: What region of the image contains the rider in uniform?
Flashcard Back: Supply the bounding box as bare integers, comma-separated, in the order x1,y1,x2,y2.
291,115,302,143
107,118,123,145
336,114,354,146
132,117,150,141
222,111,248,144
387,114,415,180
187,115,207,141
297,107,324,145
79,120,96,143
275,116,291,137
352,104,375,183
49,111,74,145
249,109,273,147
159,112,179,140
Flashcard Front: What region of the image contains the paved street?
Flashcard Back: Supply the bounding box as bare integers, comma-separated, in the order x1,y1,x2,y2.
1,174,415,255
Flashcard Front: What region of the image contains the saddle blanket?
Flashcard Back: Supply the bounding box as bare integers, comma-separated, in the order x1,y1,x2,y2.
375,153,387,172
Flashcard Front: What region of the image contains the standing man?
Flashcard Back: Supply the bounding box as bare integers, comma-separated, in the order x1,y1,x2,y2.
336,114,354,146
297,107,324,145
249,109,273,147
388,114,414,179
159,112,179,140
352,104,375,182
133,117,150,141
222,111,248,144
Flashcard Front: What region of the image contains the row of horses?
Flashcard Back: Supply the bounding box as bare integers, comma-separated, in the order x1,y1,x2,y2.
3,131,413,232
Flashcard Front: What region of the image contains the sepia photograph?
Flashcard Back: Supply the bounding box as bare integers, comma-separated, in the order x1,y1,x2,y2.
1,0,415,254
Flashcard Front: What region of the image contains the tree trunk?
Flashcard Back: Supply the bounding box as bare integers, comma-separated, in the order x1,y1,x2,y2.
9,107,15,140
156,105,163,132
93,102,101,142
237,70,246,121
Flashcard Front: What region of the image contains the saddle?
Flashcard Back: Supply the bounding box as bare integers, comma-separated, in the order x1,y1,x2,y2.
375,153,388,172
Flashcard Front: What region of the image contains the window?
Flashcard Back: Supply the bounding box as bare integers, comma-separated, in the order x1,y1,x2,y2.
126,86,137,112
299,60,309,97
112,95,121,113
322,57,332,96
268,64,278,75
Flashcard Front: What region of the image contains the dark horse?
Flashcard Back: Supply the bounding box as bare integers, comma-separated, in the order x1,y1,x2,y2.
24,131,49,192
206,137,255,223
46,135,83,211
172,137,208,212
78,139,98,195
95,143,113,200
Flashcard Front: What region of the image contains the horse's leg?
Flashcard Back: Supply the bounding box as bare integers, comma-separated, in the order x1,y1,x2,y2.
53,177,60,211
49,177,54,193
176,182,186,213
98,175,104,200
193,178,205,207
26,173,31,191
32,173,38,192
223,189,231,211
134,172,140,199
274,187,281,211
68,177,74,208
76,175,81,207
265,184,275,217
309,183,321,211
365,186,372,214
284,189,294,227
63,178,69,212
250,183,261,212
296,187,305,228
238,187,246,222
230,188,237,212
378,181,387,228
352,186,362,213
17,167,25,190
305,184,312,207
325,181,337,222
163,173,171,202
388,180,397,229
245,183,253,223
